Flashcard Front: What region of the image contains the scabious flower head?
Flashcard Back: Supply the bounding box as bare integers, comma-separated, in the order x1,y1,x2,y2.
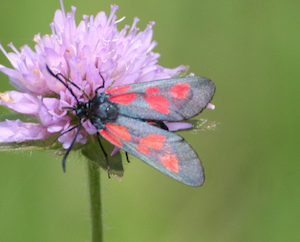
0,1,187,151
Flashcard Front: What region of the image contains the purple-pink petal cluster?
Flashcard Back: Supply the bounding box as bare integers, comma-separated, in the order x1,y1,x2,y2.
0,119,50,142
0,2,187,149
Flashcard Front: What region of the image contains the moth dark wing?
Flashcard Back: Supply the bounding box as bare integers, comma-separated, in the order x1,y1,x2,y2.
106,76,215,121
99,115,204,186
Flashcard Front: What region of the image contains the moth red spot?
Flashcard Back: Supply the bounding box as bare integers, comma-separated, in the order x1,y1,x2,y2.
140,134,166,150
105,123,131,141
106,85,131,95
145,87,159,94
109,93,136,105
99,129,122,147
136,144,150,155
160,154,179,173
144,95,169,114
171,83,190,99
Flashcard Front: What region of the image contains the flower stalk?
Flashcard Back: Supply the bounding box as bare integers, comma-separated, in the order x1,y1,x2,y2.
87,159,103,242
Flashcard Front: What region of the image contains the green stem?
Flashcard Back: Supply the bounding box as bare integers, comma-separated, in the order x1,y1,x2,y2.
87,160,103,242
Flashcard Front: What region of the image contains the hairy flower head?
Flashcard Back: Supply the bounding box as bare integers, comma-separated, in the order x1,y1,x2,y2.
0,2,187,151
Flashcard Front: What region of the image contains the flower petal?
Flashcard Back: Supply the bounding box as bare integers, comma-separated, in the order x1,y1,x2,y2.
165,122,193,131
0,119,50,142
0,91,39,115
206,103,215,110
111,146,120,156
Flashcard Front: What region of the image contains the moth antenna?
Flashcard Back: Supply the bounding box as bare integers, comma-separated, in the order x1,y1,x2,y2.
94,72,106,93
46,65,80,103
56,73,91,100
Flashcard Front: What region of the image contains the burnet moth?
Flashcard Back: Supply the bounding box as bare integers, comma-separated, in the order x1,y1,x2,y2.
47,66,215,186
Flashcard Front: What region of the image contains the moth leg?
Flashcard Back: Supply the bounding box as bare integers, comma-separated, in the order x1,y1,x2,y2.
96,132,111,178
50,125,78,147
125,152,130,163
61,122,82,172
147,120,169,131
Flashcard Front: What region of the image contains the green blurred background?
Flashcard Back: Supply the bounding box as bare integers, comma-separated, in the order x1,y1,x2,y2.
0,0,299,241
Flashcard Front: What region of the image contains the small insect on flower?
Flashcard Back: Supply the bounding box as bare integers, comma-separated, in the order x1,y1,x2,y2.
0,3,215,186
47,66,215,186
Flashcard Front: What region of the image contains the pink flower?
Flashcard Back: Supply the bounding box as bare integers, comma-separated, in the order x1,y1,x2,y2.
0,1,187,149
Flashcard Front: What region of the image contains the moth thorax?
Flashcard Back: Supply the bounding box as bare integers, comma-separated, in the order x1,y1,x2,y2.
90,99,119,125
